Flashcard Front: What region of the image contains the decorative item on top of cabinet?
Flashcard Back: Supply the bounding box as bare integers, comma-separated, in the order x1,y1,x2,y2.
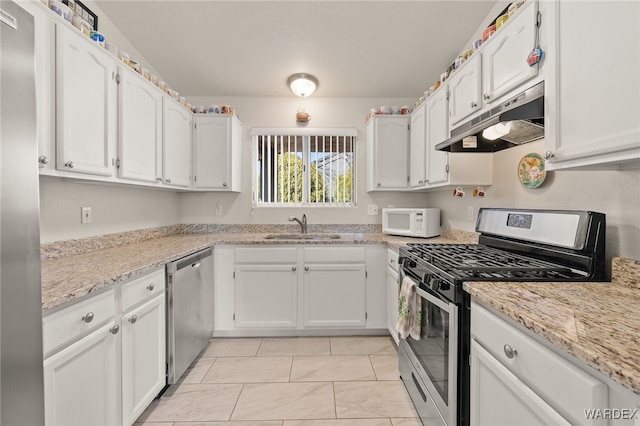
366,114,409,191
193,113,242,191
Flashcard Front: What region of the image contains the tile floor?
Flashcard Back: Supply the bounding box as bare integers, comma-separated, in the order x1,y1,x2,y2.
135,336,421,426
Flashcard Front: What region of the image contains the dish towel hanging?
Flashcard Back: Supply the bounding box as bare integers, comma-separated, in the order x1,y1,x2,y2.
397,275,422,340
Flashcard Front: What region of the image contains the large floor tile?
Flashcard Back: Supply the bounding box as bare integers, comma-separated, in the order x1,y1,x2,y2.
330,336,397,355
137,384,242,423
258,337,331,356
173,422,282,426
202,356,292,383
290,355,376,382
284,419,392,426
179,357,215,384
202,338,262,357
369,355,400,381
231,382,335,421
334,381,418,419
390,419,423,426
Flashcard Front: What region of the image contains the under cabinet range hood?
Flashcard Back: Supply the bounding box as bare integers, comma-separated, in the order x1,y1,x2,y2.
436,81,545,152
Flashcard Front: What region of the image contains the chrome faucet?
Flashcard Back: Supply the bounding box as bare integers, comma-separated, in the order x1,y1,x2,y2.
289,214,308,234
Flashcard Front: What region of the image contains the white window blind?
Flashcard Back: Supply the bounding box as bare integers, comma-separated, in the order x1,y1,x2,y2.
252,128,357,207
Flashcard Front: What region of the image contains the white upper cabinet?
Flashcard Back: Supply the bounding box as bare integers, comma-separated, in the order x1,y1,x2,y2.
162,98,192,188
481,0,540,105
55,24,117,177
193,114,242,191
544,0,640,170
449,54,482,126
409,103,427,188
367,115,409,191
425,87,450,185
118,66,163,184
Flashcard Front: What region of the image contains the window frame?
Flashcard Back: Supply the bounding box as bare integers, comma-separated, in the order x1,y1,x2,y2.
251,127,358,208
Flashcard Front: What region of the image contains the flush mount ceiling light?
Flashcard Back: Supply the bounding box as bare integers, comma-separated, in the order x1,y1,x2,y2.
287,73,318,97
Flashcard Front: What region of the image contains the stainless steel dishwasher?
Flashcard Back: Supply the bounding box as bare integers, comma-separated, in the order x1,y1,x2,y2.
166,248,214,384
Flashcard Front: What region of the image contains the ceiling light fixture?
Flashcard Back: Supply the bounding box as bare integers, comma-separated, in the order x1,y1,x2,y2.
288,73,318,97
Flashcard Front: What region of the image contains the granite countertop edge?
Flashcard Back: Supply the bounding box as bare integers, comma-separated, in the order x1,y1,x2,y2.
464,279,640,396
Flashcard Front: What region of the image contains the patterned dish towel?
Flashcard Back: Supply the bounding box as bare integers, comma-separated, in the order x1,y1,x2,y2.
397,275,422,340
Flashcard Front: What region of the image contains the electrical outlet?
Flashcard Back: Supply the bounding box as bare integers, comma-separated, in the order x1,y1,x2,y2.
215,202,222,216
81,207,92,224
367,204,379,215
467,206,474,221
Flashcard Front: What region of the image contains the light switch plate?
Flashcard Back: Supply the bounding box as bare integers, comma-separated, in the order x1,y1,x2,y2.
367,204,379,215
81,207,92,224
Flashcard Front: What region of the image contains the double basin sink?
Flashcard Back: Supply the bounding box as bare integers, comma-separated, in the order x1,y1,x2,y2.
263,233,341,241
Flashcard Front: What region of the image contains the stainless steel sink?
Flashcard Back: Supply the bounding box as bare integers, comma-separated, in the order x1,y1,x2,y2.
263,233,341,240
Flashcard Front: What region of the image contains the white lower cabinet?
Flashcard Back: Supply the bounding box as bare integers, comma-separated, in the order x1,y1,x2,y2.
470,302,608,426
121,294,166,426
216,245,386,334
43,268,166,426
386,249,399,345
43,322,120,426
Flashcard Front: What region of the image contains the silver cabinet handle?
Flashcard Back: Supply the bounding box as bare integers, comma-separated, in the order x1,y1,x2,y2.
377,183,382,187
82,312,94,323
147,283,155,291
110,325,119,335
470,101,477,108
304,266,310,271
483,93,490,101
191,261,201,269
38,155,49,165
543,151,555,160
129,315,137,324
64,161,74,169
165,178,172,183
222,182,228,187
504,344,518,359
292,266,297,271
156,177,163,182
390,259,396,265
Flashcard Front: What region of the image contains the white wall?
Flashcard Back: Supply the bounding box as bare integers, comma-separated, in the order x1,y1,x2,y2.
39,178,180,243
179,96,431,224
427,140,640,260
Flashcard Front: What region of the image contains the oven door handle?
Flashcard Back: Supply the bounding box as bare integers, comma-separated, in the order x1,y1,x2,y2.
414,285,453,313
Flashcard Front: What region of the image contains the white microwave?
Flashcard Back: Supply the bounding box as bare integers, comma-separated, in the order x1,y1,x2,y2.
382,208,440,238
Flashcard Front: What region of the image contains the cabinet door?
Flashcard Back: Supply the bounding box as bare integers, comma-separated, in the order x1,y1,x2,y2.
425,89,450,185
303,264,366,328
56,25,116,176
235,265,298,328
368,116,409,190
162,98,192,187
481,0,539,104
545,1,640,169
122,295,166,426
449,54,482,126
43,322,119,426
470,339,571,426
409,103,427,188
118,68,163,183
387,267,399,345
193,115,232,190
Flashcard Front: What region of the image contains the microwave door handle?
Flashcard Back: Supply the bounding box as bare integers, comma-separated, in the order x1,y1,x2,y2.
415,286,452,312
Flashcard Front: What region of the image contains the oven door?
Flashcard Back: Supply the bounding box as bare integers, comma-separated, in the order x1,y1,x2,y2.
401,281,458,426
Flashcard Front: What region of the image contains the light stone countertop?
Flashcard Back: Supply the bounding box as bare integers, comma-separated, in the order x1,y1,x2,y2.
464,257,640,395
41,231,461,313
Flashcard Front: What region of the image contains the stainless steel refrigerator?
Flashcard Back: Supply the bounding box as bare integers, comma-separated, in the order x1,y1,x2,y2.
0,1,45,424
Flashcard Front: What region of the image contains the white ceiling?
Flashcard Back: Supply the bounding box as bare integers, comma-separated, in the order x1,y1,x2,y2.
95,1,498,98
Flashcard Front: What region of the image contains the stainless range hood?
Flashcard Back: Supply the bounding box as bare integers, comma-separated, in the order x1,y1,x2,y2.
436,81,545,152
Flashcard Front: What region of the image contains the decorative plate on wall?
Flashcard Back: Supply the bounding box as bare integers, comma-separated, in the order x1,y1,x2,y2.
518,153,546,188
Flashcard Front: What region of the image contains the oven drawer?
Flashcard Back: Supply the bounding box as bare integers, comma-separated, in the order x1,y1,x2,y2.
471,303,608,424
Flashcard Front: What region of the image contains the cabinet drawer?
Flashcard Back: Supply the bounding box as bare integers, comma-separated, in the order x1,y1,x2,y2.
387,249,399,273
121,268,165,312
304,247,365,263
471,303,608,424
235,247,297,263
43,289,115,355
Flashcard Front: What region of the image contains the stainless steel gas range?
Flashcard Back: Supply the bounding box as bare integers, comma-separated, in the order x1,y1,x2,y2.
398,208,606,426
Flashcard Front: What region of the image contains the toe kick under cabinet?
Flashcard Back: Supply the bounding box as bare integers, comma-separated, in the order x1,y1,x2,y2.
213,245,388,335
42,268,165,426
